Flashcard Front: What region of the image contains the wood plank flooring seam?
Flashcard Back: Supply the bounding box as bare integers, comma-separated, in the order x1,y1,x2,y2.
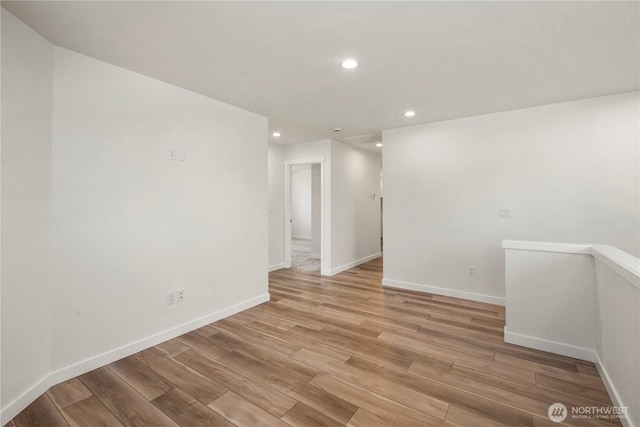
9,257,620,427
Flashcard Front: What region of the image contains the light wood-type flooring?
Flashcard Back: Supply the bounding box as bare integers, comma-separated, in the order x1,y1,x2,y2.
10,258,620,426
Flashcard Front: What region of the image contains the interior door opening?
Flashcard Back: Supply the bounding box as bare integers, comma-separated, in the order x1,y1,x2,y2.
284,160,325,274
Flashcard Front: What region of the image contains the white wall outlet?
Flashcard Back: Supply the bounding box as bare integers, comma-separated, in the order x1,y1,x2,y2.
468,265,477,276
177,289,185,302
499,208,511,218
167,291,176,305
169,147,186,161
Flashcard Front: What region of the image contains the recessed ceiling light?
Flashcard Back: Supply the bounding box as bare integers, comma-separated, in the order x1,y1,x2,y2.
376,143,383,147
404,111,416,117
341,59,359,70
272,132,281,137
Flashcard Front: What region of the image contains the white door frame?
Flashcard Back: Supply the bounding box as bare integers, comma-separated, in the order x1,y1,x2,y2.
284,158,329,275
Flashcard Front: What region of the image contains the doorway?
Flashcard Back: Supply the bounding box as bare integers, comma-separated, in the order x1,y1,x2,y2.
284,160,325,274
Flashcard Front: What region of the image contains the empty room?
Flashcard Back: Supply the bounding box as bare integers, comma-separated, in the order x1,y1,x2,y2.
1,2,638,427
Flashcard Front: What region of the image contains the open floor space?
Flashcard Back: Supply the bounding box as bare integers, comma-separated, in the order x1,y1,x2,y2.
3,2,638,425
10,259,618,427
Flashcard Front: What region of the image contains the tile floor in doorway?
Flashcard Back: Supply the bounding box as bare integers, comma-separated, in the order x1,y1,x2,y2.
291,238,320,272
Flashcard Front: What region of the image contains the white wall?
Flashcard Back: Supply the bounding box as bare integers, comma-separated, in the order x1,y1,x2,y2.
277,139,382,275
50,46,269,373
330,141,382,275
503,242,597,360
594,256,639,427
1,16,270,420
383,92,640,303
283,139,331,164
291,166,312,239
1,9,53,417
268,142,285,271
283,139,332,274
311,164,321,258
503,241,639,427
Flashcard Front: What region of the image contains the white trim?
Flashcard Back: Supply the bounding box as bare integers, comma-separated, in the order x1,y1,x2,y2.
503,327,594,362
268,263,285,272
503,240,639,425
502,240,639,289
1,376,52,425
591,245,640,289
292,235,311,240
382,278,505,306
284,158,329,275
502,240,592,254
0,293,269,425
595,352,635,427
49,293,270,384
330,253,381,276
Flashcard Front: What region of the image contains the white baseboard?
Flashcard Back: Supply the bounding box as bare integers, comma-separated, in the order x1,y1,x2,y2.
0,293,270,426
1,375,52,426
503,328,594,362
501,330,634,426
292,235,311,240
382,278,505,306
268,263,285,272
330,253,381,276
595,352,635,427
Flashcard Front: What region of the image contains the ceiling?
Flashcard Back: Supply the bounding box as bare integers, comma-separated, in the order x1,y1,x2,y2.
3,1,639,153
